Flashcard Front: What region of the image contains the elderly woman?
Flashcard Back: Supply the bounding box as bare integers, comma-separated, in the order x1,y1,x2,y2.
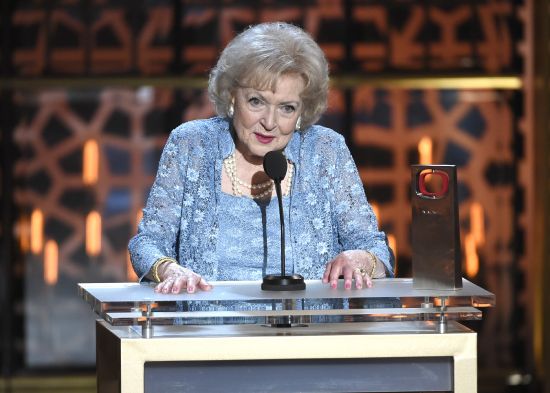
129,22,393,295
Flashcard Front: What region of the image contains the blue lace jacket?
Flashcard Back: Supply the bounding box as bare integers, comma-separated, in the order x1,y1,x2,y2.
129,117,394,281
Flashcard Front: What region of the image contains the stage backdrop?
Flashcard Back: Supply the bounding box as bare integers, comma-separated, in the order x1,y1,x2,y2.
1,0,529,374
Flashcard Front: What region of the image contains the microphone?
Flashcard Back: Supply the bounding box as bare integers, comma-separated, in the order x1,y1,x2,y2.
263,150,287,182
261,151,306,291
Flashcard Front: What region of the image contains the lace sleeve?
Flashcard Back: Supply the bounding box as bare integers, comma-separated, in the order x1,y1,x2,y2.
329,135,394,276
128,126,189,280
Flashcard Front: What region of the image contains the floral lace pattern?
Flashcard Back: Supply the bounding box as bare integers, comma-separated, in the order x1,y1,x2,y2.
217,192,292,280
128,117,393,282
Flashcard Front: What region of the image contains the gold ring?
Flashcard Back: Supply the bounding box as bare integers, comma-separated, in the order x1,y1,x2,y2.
355,268,368,277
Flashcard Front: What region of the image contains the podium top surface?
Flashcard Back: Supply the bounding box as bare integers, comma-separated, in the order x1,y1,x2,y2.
79,278,494,328
79,278,494,305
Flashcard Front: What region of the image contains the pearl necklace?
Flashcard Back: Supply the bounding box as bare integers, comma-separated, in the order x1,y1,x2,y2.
223,152,293,199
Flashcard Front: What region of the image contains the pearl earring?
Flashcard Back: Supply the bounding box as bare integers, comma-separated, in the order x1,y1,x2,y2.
228,100,234,118
296,116,302,130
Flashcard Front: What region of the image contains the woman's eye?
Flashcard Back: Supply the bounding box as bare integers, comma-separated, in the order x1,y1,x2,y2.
281,105,296,114
248,97,262,107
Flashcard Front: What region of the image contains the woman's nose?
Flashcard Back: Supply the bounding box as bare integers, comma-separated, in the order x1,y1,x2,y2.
261,107,277,131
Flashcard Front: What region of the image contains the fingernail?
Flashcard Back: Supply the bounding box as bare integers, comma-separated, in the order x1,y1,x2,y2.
345,282,351,289
357,284,362,289
188,286,195,292
172,288,178,293
331,283,337,289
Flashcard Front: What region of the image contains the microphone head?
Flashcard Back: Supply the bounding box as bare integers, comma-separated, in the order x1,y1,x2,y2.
263,151,287,182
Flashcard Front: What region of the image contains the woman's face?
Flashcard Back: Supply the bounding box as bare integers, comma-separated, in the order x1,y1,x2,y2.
232,73,304,164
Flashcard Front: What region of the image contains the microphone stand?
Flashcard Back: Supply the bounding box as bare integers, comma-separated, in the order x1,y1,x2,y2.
275,180,286,276
261,174,305,291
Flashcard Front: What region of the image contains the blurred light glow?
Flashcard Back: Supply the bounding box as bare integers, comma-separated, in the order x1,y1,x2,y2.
507,372,532,386
44,240,58,285
30,209,44,254
470,202,485,246
86,211,102,256
370,203,380,221
387,234,397,275
19,216,30,253
464,233,479,277
137,86,154,104
418,136,433,165
83,139,99,185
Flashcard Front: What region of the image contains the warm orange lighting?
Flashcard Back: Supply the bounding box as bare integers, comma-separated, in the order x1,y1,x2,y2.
135,209,143,233
30,209,44,254
44,240,58,285
86,211,102,256
387,234,398,275
127,252,138,282
470,202,485,246
387,234,397,259
370,203,380,221
464,233,479,278
418,136,433,165
19,216,30,253
83,139,99,185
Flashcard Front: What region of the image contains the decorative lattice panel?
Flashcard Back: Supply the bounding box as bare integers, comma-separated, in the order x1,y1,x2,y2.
11,0,522,76
14,87,214,365
346,88,518,366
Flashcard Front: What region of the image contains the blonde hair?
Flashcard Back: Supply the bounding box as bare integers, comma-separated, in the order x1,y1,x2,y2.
208,22,329,130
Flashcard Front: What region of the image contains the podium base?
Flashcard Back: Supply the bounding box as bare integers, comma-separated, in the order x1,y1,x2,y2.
261,274,306,291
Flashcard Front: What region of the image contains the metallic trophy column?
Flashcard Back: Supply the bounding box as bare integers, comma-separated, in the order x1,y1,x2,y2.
411,165,462,290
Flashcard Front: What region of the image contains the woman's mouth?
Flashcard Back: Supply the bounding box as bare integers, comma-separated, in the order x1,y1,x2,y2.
254,133,275,144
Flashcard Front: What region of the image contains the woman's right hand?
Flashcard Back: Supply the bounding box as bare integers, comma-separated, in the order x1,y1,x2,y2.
154,263,212,294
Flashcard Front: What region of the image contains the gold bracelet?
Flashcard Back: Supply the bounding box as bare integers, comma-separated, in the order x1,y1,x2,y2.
369,259,376,278
367,251,377,278
151,257,176,283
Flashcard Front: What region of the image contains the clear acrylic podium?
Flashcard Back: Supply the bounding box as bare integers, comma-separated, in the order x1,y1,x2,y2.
79,278,494,393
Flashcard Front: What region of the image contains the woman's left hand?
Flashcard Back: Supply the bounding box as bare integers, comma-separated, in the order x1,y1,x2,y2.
322,250,375,290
